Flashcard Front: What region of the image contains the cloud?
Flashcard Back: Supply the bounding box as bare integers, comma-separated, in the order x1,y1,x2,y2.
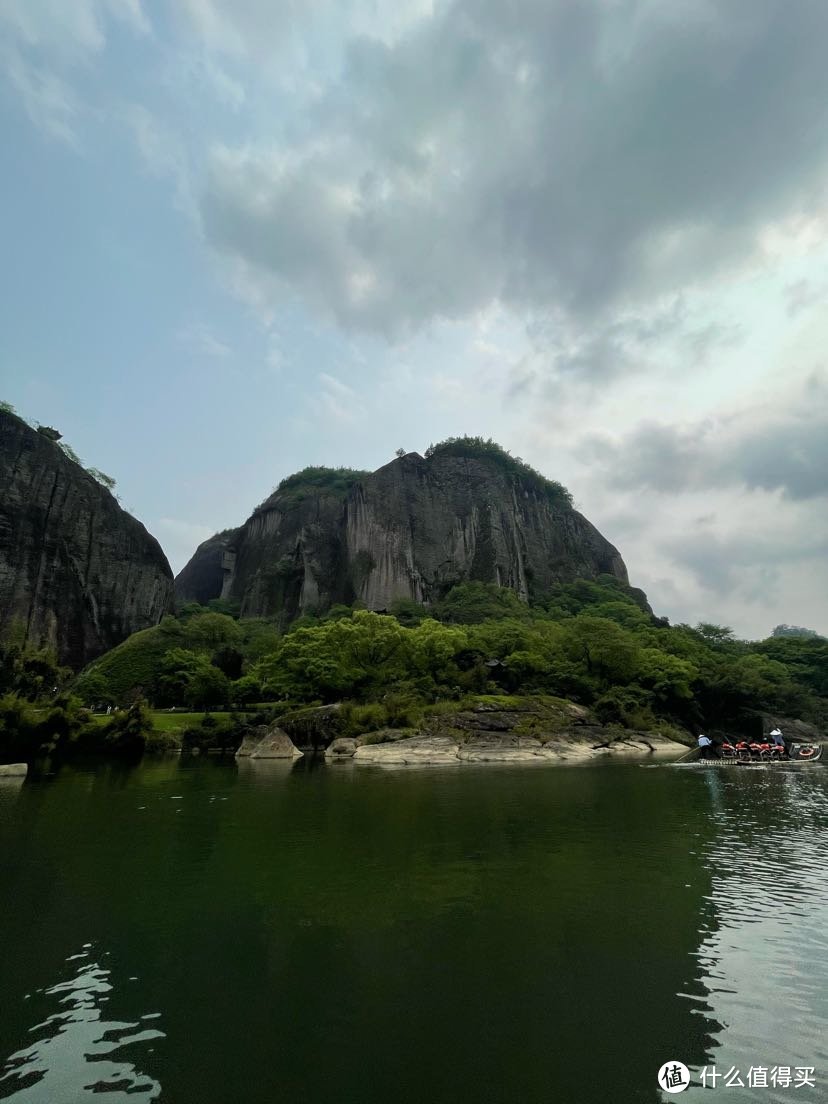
316,371,358,422
121,104,195,211
784,278,828,318
177,0,435,58
178,324,233,358
199,0,828,337
580,373,828,501
0,0,149,58
2,50,81,145
663,523,828,600
0,0,150,144
154,517,215,576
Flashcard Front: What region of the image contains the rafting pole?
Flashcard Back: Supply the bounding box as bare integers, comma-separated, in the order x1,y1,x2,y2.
673,744,699,764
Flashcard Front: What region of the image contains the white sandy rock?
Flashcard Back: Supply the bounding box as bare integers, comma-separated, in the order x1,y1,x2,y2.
353,735,460,766
0,763,27,777
236,724,302,759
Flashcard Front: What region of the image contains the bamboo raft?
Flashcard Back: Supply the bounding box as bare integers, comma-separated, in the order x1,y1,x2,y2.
675,741,822,768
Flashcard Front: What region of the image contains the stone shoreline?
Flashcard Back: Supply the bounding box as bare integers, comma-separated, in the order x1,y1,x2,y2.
345,731,685,766
236,697,690,767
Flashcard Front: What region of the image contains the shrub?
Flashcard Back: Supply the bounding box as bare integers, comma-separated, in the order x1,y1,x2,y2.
424,437,573,509
594,686,656,729
180,712,248,753
269,466,370,507
341,702,387,736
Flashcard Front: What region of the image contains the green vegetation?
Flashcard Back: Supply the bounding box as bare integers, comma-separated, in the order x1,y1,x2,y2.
424,436,573,509
1,401,116,492
73,612,279,706
260,438,574,514
3,575,825,764
70,577,825,740
772,624,823,640
268,466,370,507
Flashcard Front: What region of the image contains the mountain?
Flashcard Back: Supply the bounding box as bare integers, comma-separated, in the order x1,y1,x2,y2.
175,440,635,623
0,409,173,668
173,528,238,606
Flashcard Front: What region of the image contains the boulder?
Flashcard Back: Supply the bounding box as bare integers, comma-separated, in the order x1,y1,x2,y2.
458,734,546,762
278,704,345,750
325,737,357,760
235,725,268,757
354,728,411,746
0,763,27,777
235,724,302,759
353,735,460,766
758,714,822,743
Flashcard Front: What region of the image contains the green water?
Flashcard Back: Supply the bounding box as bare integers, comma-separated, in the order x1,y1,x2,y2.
1,758,826,1103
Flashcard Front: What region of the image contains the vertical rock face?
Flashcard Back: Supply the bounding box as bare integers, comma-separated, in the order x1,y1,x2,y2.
173,528,239,606
176,450,632,624
0,411,174,668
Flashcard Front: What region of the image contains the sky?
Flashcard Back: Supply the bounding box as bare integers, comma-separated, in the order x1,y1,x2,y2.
1,0,827,641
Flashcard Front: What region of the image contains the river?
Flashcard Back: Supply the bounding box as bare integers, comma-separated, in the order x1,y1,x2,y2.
0,757,825,1102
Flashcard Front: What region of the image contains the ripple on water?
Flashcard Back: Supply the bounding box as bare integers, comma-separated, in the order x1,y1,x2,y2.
0,950,163,1103
682,769,828,1101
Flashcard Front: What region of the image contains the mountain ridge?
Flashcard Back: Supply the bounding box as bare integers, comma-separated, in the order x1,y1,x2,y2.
176,440,635,623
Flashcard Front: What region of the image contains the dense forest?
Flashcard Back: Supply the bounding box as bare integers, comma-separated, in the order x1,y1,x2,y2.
2,574,825,762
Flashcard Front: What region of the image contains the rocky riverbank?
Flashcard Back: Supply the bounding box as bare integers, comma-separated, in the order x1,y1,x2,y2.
346,729,684,766
237,695,689,766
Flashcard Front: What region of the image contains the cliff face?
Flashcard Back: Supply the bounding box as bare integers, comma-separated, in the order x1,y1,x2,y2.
174,528,239,606
0,411,173,668
176,451,631,623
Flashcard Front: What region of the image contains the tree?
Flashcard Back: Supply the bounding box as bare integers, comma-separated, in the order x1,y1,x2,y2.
406,619,467,680
0,643,66,700
182,612,242,649
86,467,116,491
771,624,822,640
389,597,427,627
155,649,206,706
231,673,263,705
186,664,230,710
562,616,640,688
74,670,114,709
695,623,736,648
436,582,529,624
256,611,408,701
395,447,406,458
211,645,244,680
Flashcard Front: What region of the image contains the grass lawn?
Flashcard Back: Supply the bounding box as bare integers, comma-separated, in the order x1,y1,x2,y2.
90,711,237,732
151,711,237,732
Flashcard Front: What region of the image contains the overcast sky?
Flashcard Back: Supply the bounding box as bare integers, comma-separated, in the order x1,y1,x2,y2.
2,0,827,639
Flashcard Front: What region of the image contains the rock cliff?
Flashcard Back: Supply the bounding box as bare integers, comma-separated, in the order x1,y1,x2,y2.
176,446,633,623
174,528,239,605
0,410,173,668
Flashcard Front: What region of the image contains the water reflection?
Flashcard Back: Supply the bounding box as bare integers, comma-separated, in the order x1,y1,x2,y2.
4,758,826,1103
682,767,828,1101
0,949,163,1103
